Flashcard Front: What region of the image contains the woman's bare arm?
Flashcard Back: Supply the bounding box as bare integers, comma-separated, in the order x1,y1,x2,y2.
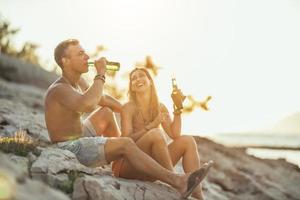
160,103,182,139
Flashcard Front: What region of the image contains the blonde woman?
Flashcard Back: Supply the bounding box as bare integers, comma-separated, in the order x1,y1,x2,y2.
112,68,212,199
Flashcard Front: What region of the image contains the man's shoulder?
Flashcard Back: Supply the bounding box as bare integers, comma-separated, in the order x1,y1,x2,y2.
45,77,67,97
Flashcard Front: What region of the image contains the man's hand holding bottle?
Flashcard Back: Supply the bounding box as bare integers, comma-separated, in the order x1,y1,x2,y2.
94,57,107,76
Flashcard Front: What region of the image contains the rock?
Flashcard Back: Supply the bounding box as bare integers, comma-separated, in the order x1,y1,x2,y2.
0,98,50,142
194,137,300,200
31,148,108,175
72,175,181,200
7,154,29,177
0,152,28,182
0,151,70,200
15,178,70,200
27,152,38,165
30,148,110,193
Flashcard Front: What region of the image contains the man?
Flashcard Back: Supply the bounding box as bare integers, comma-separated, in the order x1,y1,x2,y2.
44,39,212,198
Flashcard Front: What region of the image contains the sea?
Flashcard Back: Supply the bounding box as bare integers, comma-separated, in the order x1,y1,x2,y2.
201,133,300,168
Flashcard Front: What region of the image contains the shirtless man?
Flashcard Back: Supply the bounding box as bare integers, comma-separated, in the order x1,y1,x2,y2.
44,39,212,198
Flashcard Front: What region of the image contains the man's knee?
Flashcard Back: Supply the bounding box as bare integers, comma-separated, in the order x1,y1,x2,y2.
105,137,136,161
89,106,113,120
90,107,114,123
100,106,113,116
118,137,136,153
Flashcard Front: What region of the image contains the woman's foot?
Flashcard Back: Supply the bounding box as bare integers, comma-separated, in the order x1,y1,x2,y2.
191,185,204,200
181,161,213,199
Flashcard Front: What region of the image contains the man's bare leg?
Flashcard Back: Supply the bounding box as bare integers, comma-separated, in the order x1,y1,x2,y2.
168,135,204,200
104,137,190,194
87,106,121,137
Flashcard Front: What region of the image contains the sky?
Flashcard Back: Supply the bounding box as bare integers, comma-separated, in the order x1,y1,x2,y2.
1,0,300,135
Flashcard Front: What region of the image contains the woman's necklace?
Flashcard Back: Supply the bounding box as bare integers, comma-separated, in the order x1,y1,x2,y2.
136,102,151,126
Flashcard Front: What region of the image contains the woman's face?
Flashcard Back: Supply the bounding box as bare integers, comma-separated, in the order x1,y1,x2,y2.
130,70,152,93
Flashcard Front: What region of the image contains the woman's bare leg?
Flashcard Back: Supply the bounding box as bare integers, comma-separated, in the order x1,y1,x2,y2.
138,128,173,170
117,128,173,180
104,137,191,195
168,135,204,200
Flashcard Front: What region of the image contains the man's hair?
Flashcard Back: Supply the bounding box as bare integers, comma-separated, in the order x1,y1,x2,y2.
54,39,79,68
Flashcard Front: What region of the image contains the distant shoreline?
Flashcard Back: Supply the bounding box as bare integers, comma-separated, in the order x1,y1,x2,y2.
232,145,300,150
204,133,300,149
194,133,300,168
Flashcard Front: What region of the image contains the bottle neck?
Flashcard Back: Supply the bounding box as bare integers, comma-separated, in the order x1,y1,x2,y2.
172,78,178,90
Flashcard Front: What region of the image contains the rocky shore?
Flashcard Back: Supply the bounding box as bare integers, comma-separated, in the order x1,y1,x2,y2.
0,54,299,200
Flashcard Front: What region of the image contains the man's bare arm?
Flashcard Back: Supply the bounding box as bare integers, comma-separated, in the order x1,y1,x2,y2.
79,77,89,91
99,94,122,113
78,71,121,113
52,57,107,113
51,79,105,113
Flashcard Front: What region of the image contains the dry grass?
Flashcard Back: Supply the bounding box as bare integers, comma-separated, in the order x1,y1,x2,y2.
0,129,37,156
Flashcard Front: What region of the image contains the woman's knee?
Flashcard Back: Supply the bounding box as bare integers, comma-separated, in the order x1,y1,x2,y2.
177,135,196,147
146,128,166,144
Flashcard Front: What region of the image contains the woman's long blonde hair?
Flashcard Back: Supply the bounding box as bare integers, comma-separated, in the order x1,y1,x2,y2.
128,68,160,123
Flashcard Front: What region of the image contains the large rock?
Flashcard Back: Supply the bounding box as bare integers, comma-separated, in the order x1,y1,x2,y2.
0,151,69,200
195,137,300,200
15,178,70,200
0,98,49,142
0,76,48,142
72,175,181,200
7,154,30,177
30,148,110,193
31,148,108,176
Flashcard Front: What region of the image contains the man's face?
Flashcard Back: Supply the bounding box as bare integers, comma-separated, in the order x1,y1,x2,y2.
64,44,89,73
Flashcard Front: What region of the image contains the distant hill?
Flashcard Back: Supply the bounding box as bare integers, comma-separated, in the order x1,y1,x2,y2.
271,112,300,134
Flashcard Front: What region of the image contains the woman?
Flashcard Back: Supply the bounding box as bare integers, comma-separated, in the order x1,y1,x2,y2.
112,68,207,199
